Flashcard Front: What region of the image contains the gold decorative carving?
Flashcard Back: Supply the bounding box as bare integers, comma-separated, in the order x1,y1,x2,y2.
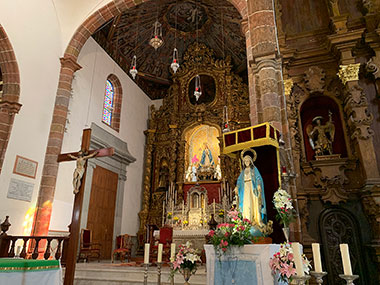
137,43,249,239
283,79,294,96
337,64,361,85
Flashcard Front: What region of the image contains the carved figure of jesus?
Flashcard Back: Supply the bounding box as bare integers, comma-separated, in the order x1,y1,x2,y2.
68,150,98,194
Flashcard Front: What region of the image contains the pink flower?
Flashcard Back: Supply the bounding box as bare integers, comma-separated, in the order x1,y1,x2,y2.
208,230,215,237
224,232,229,237
288,253,294,261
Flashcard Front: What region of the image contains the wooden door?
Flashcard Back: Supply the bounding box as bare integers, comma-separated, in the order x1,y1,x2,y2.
87,166,118,259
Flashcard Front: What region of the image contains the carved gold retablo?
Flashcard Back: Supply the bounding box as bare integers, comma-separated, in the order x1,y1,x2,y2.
337,64,360,85
283,79,294,96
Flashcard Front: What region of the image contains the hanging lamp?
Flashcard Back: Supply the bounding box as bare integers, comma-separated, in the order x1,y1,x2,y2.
193,0,201,101
149,20,163,50
171,48,180,73
129,55,138,79
171,0,180,73
194,75,202,101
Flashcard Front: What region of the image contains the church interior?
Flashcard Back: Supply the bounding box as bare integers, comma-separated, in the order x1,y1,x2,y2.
0,0,380,284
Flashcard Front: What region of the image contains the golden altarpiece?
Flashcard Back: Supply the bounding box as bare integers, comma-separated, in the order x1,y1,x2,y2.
137,43,250,245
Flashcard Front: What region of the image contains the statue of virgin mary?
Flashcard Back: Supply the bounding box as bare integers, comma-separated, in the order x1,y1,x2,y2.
234,149,267,235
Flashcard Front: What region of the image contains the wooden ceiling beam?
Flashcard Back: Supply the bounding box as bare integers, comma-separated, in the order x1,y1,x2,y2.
107,14,122,42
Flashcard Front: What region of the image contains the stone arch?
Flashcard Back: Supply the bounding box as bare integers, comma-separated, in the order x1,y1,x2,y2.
34,0,278,237
0,24,21,173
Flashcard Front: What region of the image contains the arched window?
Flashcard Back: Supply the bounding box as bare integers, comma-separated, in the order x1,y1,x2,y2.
102,74,122,131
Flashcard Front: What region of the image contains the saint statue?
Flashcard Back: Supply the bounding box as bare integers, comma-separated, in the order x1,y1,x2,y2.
234,149,267,234
307,111,335,157
199,143,214,168
68,150,98,194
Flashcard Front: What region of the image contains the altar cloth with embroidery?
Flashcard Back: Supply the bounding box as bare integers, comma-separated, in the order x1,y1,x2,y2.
0,258,62,285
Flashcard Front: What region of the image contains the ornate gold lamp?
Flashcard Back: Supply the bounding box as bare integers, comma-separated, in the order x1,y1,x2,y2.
149,20,163,50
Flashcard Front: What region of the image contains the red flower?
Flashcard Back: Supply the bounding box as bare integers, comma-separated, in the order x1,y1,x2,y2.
224,232,229,237
208,230,215,237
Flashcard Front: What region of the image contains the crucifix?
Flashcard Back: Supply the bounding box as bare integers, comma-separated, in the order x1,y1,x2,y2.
58,128,114,285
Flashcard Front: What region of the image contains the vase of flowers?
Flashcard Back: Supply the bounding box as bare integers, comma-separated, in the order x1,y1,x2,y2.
208,209,257,254
273,189,296,242
171,242,201,285
269,243,311,284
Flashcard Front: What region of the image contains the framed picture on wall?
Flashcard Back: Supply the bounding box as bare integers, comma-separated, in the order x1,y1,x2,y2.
13,155,38,179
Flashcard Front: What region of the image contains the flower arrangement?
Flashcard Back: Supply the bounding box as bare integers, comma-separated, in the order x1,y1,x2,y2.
174,216,179,221
167,212,172,220
269,243,311,283
273,189,296,227
218,209,225,218
171,242,201,277
207,209,256,253
183,220,189,226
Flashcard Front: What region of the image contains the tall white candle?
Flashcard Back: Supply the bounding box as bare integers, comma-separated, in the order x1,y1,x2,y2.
291,242,305,276
157,243,163,263
170,243,176,262
312,243,323,273
144,243,150,264
340,244,352,275
218,187,221,202
213,199,216,215
182,201,184,215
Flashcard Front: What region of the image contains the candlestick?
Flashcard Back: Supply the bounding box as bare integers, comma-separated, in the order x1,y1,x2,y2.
310,271,327,284
340,244,352,275
218,187,221,202
144,243,150,264
339,274,359,285
213,199,215,215
157,243,163,263
182,201,184,215
143,263,151,285
170,262,175,285
291,242,305,277
156,262,162,285
162,201,165,226
312,243,323,273
170,243,176,262
292,275,311,285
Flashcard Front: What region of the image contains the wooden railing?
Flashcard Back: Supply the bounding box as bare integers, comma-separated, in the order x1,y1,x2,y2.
0,216,69,262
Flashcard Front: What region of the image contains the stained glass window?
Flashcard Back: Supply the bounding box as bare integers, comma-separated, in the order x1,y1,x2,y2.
102,80,114,125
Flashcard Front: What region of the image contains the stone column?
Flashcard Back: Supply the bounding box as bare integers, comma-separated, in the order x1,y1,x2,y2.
246,0,284,131
32,57,81,237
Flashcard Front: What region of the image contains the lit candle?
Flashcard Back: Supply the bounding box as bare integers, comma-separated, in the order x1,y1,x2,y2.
144,243,150,264
340,244,352,275
312,243,322,273
170,243,176,262
157,243,163,263
291,242,305,276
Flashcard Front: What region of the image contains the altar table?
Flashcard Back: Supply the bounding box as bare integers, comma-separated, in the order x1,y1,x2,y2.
204,244,286,285
0,258,62,285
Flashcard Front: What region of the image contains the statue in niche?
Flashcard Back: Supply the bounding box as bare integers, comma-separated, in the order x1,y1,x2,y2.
307,111,335,157
185,155,199,182
199,143,214,168
329,0,340,17
234,149,267,235
158,160,169,190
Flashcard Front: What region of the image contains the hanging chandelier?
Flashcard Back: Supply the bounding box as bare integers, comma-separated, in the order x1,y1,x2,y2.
171,48,180,73
129,55,138,80
194,75,202,101
149,21,163,50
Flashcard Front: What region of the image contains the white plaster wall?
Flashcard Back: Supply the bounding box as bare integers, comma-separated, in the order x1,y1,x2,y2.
52,0,113,51
50,37,162,235
0,0,63,235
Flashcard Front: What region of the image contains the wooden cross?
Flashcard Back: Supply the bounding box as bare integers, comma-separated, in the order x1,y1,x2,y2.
58,129,114,285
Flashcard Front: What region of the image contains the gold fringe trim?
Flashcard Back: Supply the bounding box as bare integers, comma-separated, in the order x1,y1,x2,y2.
0,265,59,271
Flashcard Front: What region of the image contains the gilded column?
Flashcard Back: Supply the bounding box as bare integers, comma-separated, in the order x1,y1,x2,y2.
138,129,155,240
